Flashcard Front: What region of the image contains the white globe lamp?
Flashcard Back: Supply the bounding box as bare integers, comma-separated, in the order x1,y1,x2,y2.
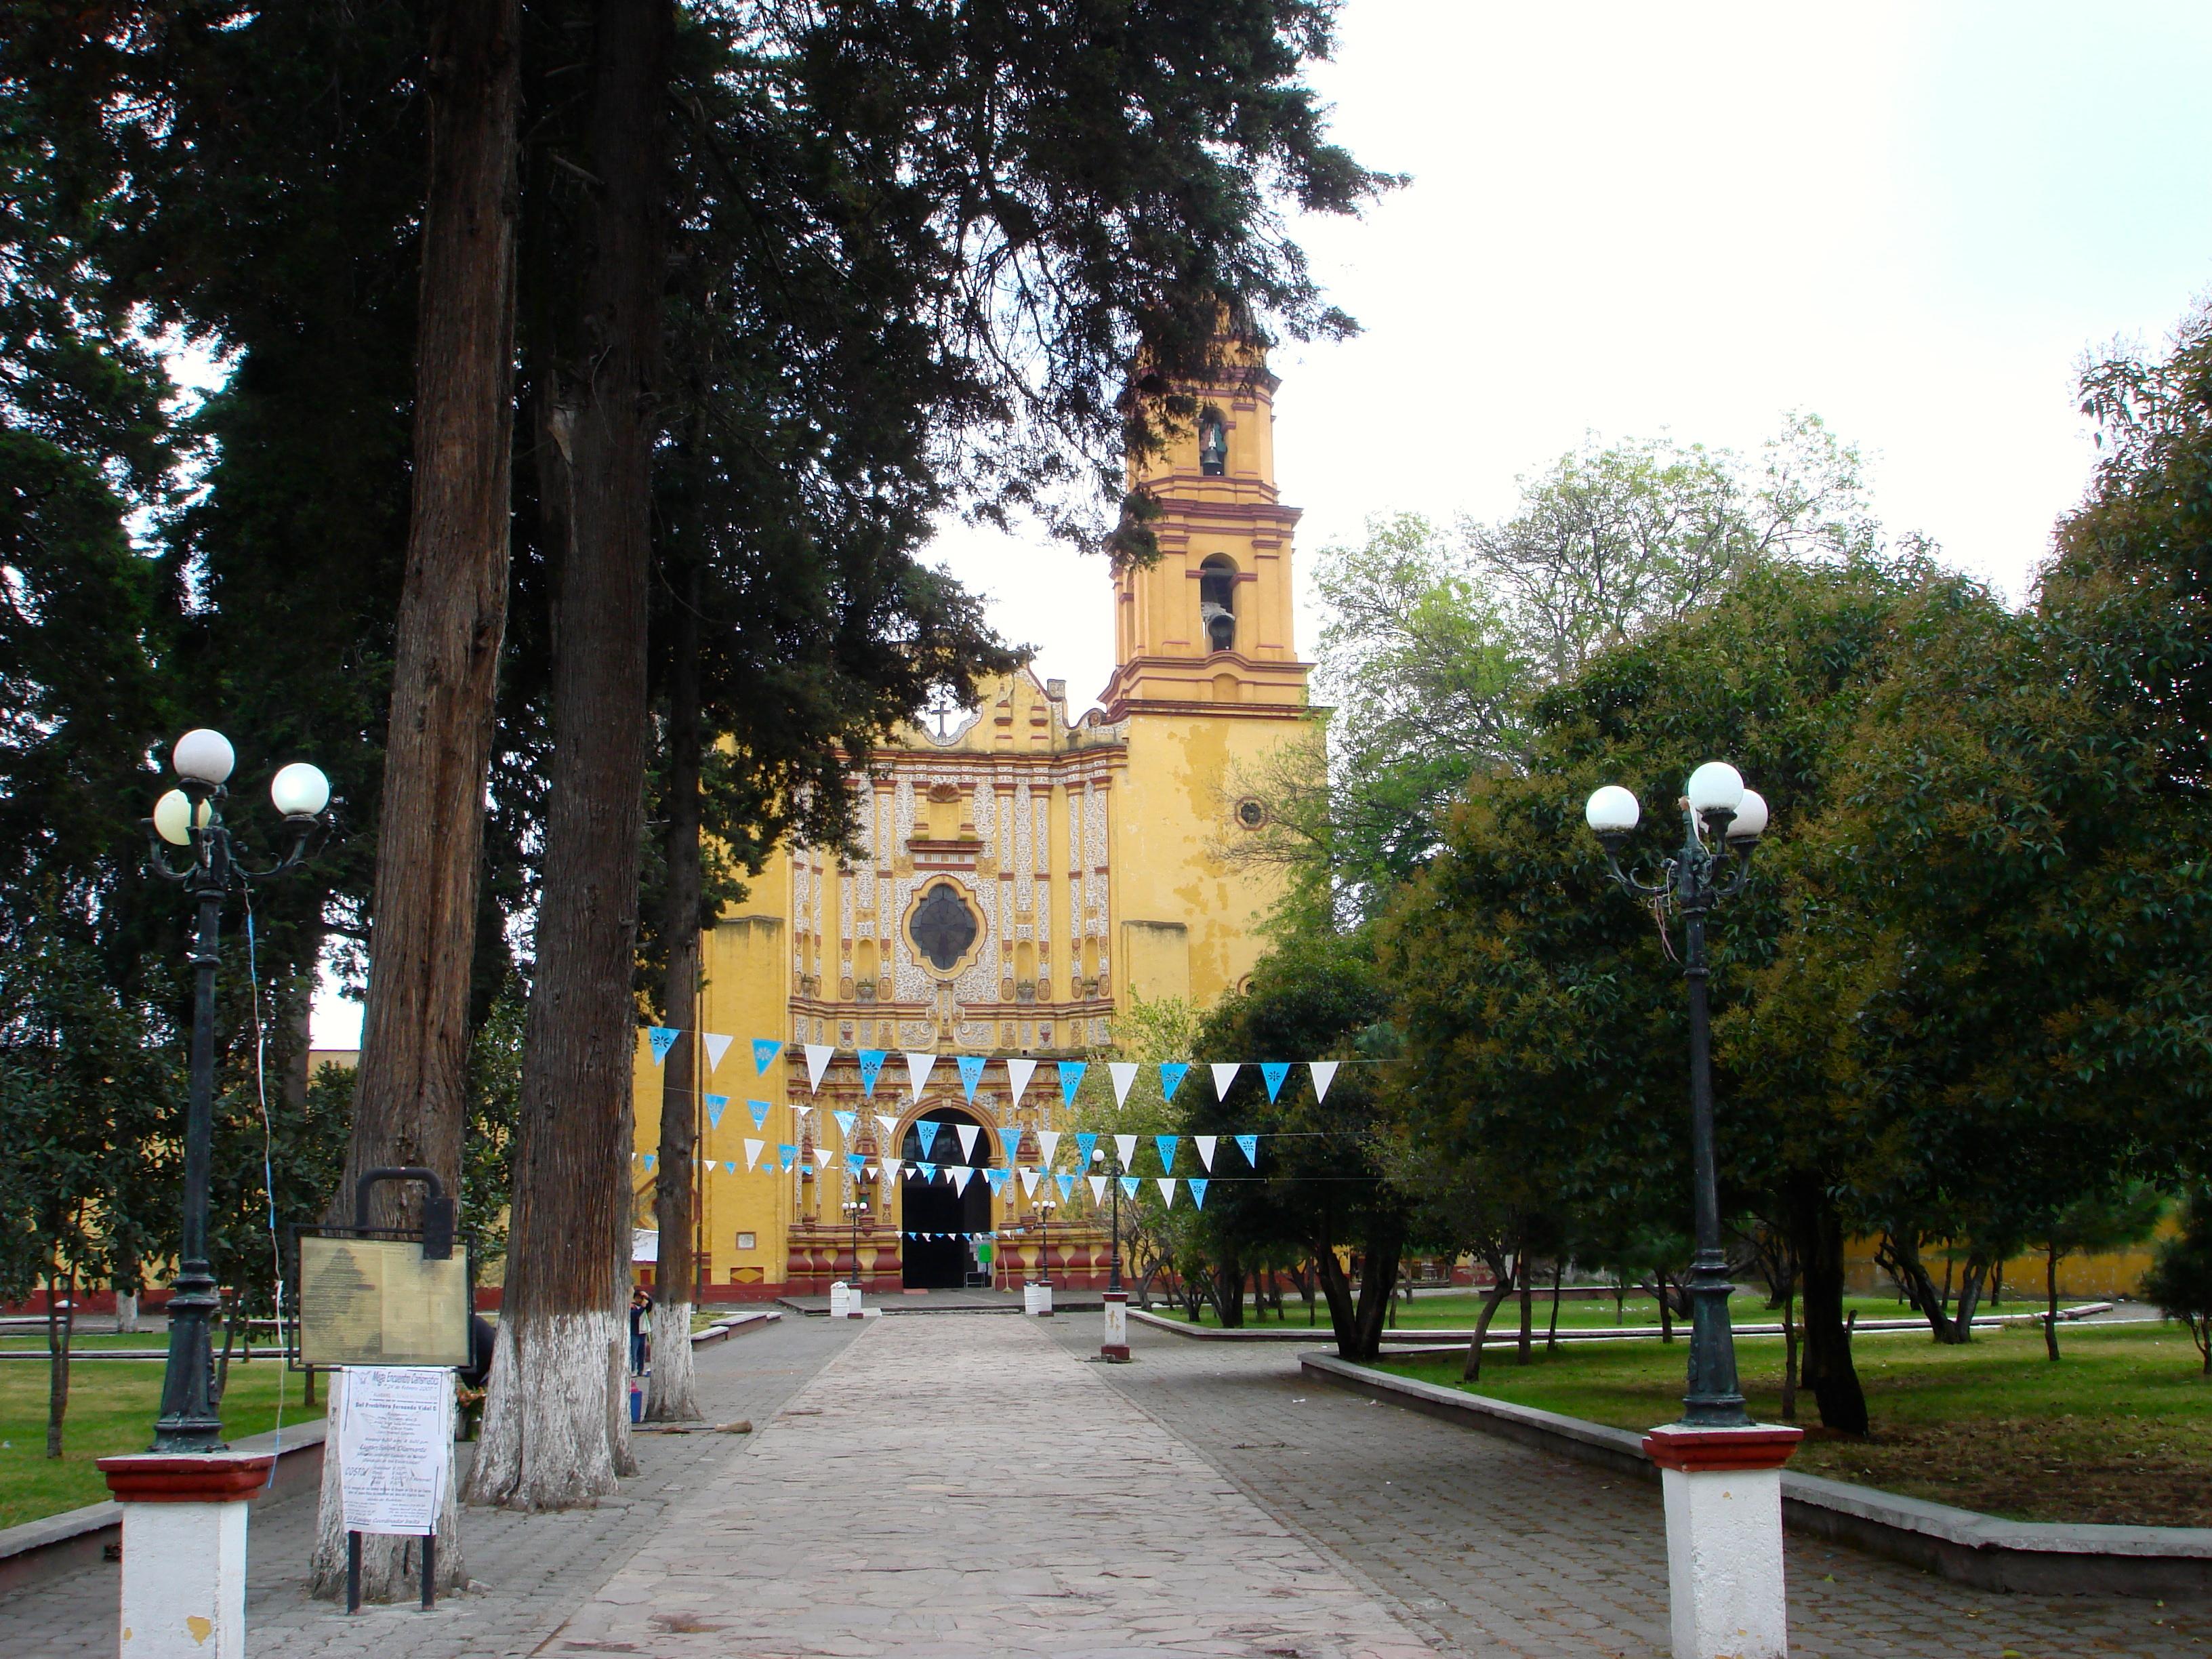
1684,761,1745,817
270,762,331,818
1584,785,1640,837
1727,788,1769,843
171,729,234,785
152,790,207,847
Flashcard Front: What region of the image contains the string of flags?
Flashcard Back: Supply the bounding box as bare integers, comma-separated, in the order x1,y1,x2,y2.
644,1035,1345,1111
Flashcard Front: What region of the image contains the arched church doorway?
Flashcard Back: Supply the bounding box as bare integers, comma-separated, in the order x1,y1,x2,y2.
900,1107,995,1288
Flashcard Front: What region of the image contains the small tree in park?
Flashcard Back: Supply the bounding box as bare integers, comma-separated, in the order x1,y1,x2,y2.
2143,1199,2212,1377
2026,1183,2164,1362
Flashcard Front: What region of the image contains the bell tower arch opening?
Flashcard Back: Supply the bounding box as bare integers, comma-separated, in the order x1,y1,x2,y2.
899,1105,993,1288
1199,554,1237,653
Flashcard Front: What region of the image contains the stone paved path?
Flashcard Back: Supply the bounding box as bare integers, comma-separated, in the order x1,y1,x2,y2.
0,1316,863,1658
551,1313,1434,1658
1048,1316,2212,1659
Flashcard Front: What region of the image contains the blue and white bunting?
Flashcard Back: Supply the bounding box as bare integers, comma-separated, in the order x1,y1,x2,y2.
1109,1063,1140,1106
949,1166,974,1193
703,1094,729,1130
1153,1134,1179,1173
956,1054,987,1102
648,1026,680,1065
1005,1057,1038,1103
803,1044,834,1092
752,1038,780,1074
1210,1062,1241,1100
1159,1062,1189,1101
1036,1129,1061,1166
1113,1133,1137,1169
1235,1132,1259,1166
1309,1060,1339,1103
1056,1172,1075,1200
777,1143,796,1170
1155,1176,1177,1205
642,1153,656,1171
1261,1061,1290,1102
1088,1174,1109,1204
701,1032,734,1074
1075,1130,1099,1168
1059,1060,1087,1105
1189,1176,1209,1209
905,1051,936,1102
857,1049,886,1097
985,1168,1008,1195
1119,1175,1140,1200
833,1109,857,1141
749,1099,771,1129
743,1139,764,1171
917,1120,941,1158
1193,1134,1216,1170
955,1123,981,1161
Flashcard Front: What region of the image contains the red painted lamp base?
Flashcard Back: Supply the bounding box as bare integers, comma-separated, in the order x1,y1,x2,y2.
1641,1423,1803,1473
98,1453,276,1504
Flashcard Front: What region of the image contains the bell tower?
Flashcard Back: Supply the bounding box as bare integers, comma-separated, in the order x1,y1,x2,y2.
1101,342,1311,715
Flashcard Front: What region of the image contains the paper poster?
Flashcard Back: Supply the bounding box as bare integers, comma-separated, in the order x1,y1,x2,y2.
338,1366,454,1537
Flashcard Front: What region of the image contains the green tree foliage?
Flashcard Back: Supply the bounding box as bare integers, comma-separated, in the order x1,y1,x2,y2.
2143,1197,2212,1377
1184,933,1405,1359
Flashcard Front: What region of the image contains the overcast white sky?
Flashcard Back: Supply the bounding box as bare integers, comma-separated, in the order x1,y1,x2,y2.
936,0,2212,712
314,3,2212,1047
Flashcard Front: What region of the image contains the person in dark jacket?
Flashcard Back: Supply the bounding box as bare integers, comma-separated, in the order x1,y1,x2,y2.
628,1286,653,1374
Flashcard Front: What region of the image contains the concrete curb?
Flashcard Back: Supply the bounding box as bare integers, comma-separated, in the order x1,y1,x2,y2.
0,1419,326,1603
1299,1353,2212,1599
1130,1304,2112,1347
690,1309,782,1347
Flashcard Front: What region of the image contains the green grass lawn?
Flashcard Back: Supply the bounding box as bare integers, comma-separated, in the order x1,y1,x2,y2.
1378,1320,2212,1528
1149,1289,1934,1330
0,1357,309,1531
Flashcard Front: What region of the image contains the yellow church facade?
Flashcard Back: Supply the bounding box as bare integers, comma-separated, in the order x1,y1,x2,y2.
630,346,1314,1299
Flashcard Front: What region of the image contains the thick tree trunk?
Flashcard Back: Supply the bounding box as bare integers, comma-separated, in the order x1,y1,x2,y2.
313,0,518,1597
468,0,671,1510
1345,1214,1406,1362
1788,1178,1868,1435
648,583,703,1422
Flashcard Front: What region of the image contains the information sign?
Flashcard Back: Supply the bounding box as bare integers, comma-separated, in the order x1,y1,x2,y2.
298,1235,470,1368
337,1366,454,1537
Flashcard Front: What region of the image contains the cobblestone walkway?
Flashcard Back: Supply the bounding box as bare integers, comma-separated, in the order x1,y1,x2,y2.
1048,1316,2212,1659
550,1313,1433,1658
0,1316,862,1658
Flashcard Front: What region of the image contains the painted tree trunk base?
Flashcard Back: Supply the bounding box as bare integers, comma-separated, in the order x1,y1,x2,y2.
464,1309,634,1510
644,1300,698,1420
308,1372,466,1600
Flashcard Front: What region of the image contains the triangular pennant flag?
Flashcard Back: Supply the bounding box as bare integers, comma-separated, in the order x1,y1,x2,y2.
1159,1062,1189,1101
1310,1060,1339,1103
846,1152,865,1176
648,1026,680,1065
905,1052,936,1102
723,1160,735,1174
1189,1176,1209,1210
1155,1176,1176,1205
749,1099,771,1129
753,1038,780,1074
1056,1172,1075,1200
857,1049,886,1097
1119,1174,1139,1198
1109,1063,1139,1107
1058,1060,1087,1105
1001,1124,1023,1164
1153,1134,1179,1173
949,1166,973,1193
955,1123,980,1160
876,1113,899,1147
743,1138,764,1170
1194,1134,1216,1171
985,1168,1008,1194
918,1120,942,1158
777,1143,796,1170
642,1152,656,1170
813,1146,834,1168
804,1044,834,1092
1113,1133,1137,1168
1260,1061,1291,1102
704,1094,729,1130
1036,1129,1061,1166
833,1109,857,1141
882,1157,903,1179
1004,1057,1038,1104
919,1162,938,1181
1210,1062,1241,1100
1020,1168,1039,1195
1088,1174,1108,1203
956,1054,986,1103
1075,1131,1099,1169
701,1032,734,1074
1235,1132,1259,1166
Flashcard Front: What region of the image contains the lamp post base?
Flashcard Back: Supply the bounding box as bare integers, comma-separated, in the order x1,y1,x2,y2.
1642,1425,1803,1659
1100,1290,1130,1361
99,1453,274,1659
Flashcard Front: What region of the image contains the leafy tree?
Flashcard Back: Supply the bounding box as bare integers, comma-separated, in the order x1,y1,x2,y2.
2025,1183,2163,1362
1186,931,1406,1359
2143,1197,2212,1377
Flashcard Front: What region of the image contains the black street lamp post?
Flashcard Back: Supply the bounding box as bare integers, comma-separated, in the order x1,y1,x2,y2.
1586,762,1768,1429
142,729,328,1452
1035,1200,1057,1288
